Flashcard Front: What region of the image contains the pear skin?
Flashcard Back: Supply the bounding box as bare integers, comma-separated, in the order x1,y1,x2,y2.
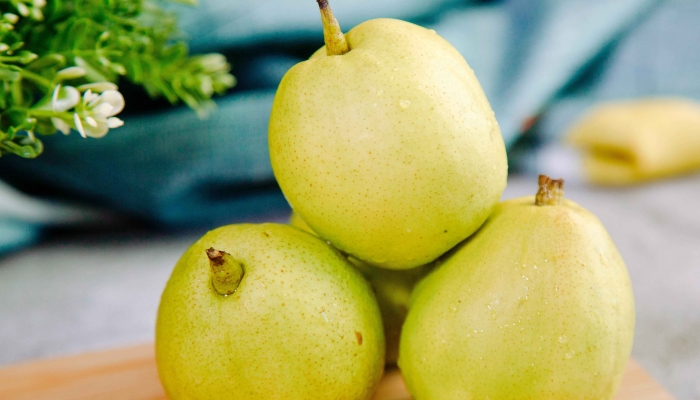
269,3,507,270
156,223,385,399
289,211,432,365
399,176,635,399
348,257,433,366
289,211,315,235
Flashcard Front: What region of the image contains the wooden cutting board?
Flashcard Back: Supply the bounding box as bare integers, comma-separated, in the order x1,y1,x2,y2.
0,344,674,400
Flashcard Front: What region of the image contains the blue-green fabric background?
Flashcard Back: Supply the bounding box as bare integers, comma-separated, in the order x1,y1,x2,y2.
1,0,700,252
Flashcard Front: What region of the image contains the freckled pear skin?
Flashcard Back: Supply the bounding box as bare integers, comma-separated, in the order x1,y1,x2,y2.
155,223,385,400
289,211,434,365
269,16,507,270
399,177,635,400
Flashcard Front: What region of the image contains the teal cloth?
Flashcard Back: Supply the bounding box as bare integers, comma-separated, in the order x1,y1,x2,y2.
2,0,700,252
0,221,39,253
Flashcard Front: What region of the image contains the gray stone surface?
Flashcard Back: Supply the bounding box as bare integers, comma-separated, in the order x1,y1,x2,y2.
0,175,698,399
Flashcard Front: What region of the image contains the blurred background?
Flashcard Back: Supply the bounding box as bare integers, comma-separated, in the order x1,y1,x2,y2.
0,0,699,399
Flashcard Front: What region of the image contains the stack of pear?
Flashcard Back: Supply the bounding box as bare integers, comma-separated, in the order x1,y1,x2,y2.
155,0,635,399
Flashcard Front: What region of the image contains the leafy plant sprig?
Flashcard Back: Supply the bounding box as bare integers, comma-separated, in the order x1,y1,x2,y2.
0,0,236,158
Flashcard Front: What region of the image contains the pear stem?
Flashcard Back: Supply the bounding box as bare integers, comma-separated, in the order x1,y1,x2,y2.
535,175,564,206
206,248,244,295
316,0,349,56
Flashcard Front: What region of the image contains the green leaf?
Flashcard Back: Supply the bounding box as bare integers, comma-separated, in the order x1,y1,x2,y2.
10,79,22,106
26,54,67,71
8,41,24,52
1,108,34,132
0,68,20,81
128,57,143,82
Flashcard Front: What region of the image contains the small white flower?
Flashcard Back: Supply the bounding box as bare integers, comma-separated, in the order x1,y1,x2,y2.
91,102,112,116
51,117,71,135
4,13,19,24
73,113,86,138
92,90,125,117
72,89,126,138
30,7,42,21
52,85,80,112
197,54,228,73
78,120,108,138
106,117,124,128
16,3,29,17
83,89,99,104
217,74,236,88
199,75,213,97
49,86,126,138
33,0,46,7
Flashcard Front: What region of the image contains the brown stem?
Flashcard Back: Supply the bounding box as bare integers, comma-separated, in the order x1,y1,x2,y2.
316,0,349,56
535,175,564,206
206,248,244,295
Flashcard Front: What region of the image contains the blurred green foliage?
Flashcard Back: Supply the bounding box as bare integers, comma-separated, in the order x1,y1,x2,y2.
0,0,236,158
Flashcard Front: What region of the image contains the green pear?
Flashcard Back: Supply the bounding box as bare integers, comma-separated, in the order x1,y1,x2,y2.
288,211,433,365
269,0,507,270
399,176,635,399
156,223,385,399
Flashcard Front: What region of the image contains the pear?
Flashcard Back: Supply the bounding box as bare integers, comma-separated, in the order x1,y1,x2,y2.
399,176,635,399
156,223,385,400
269,0,507,270
288,211,433,365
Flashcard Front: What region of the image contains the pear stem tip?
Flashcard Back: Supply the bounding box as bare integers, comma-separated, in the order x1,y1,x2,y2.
535,175,565,206
207,247,244,296
206,247,225,265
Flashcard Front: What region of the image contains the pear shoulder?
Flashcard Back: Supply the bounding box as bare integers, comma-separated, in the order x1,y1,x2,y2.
309,18,463,59
490,195,606,237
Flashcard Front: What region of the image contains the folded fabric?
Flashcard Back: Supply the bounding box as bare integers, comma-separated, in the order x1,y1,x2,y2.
3,0,699,254
567,98,700,185
0,179,111,252
176,0,465,52
0,91,287,229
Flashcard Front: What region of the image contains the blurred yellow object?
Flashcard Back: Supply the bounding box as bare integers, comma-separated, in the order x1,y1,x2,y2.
567,98,700,185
